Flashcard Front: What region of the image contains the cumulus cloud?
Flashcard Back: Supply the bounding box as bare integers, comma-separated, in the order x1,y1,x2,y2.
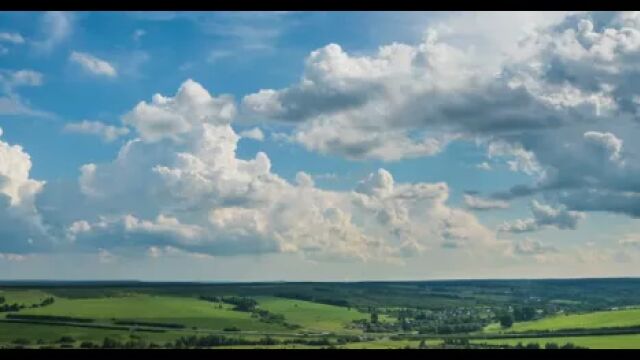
499,200,585,233
41,80,504,262
122,79,236,142
0,127,49,253
69,51,117,77
464,194,509,210
63,120,130,142
239,127,264,141
238,11,640,224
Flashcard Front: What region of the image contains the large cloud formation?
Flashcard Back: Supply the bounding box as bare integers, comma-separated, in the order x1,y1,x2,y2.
5,11,640,269
242,11,640,222
0,128,49,253
43,80,501,261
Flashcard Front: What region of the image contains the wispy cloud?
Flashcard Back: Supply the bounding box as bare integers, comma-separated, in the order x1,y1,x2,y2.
69,51,117,78
0,32,25,44
63,120,130,142
32,11,73,53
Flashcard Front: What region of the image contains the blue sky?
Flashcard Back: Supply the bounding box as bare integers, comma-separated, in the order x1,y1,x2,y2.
1,11,639,280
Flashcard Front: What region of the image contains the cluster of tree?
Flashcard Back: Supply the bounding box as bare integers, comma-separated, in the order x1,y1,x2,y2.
499,312,514,328
0,297,55,313
92,337,160,349
39,297,55,307
443,338,471,346
112,320,185,329
220,296,258,312
0,303,24,312
199,295,222,302
513,342,587,349
418,323,484,334
170,335,280,348
513,306,537,322
57,336,76,344
251,308,283,323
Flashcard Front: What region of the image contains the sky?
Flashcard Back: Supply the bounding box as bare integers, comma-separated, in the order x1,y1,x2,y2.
1,11,640,281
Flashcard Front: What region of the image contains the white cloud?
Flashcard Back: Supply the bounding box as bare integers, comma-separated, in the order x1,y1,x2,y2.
487,140,544,177
464,194,509,210
0,96,51,118
33,11,72,52
0,127,49,253
122,79,236,142
239,127,264,141
238,11,640,224
69,51,117,77
476,162,492,171
63,120,130,142
57,80,503,261
0,32,25,44
584,131,624,164
0,70,44,92
499,200,585,233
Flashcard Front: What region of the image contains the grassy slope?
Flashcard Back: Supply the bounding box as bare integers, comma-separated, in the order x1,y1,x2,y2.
14,294,289,332
0,321,197,344
0,290,53,305
256,296,368,332
471,334,640,349
499,308,640,332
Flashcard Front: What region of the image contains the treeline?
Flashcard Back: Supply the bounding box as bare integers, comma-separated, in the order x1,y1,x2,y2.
275,292,350,308
171,334,358,348
471,340,588,349
199,295,258,312
418,323,484,334
6,314,94,323
0,297,55,313
0,303,25,312
112,320,186,329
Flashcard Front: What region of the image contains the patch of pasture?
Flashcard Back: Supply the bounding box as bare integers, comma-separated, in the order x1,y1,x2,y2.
256,296,368,333
504,308,640,332
16,294,291,332
471,334,640,349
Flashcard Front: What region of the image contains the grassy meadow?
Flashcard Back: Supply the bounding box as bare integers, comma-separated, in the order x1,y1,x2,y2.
2,279,640,349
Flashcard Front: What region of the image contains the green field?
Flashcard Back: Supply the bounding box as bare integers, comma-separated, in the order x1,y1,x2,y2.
3,279,640,349
11,294,289,332
0,321,202,345
0,289,53,305
497,308,640,333
256,296,368,332
471,334,640,349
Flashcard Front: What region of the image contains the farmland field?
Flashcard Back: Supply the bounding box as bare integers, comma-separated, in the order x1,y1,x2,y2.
2,279,640,349
471,334,640,349
13,294,289,332
255,296,368,332
497,308,640,333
